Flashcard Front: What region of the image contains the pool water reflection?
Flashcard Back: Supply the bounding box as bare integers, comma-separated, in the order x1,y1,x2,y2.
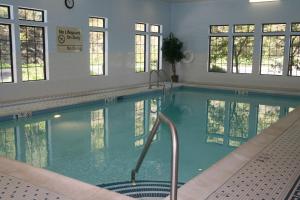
0,87,299,185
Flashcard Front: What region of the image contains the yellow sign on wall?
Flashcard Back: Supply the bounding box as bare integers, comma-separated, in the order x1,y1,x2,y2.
57,26,83,52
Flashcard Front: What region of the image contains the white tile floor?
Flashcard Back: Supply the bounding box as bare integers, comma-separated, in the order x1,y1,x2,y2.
206,124,300,200
0,173,70,200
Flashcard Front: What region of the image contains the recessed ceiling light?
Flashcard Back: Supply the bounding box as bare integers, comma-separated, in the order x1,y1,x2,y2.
54,114,61,118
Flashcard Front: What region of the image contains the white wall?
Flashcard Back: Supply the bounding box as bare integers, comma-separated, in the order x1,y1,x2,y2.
0,0,170,102
171,0,300,91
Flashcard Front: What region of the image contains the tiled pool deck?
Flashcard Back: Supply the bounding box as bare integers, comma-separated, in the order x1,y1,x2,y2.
0,84,300,200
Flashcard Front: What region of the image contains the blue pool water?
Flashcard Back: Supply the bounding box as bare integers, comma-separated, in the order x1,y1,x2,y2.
0,87,299,186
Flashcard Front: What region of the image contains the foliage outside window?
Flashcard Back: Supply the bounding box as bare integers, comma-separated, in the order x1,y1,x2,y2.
209,36,228,72
257,105,280,133
291,23,300,32
234,24,255,33
24,121,48,168
91,109,105,151
261,35,285,75
18,8,44,22
233,36,254,74
207,100,226,135
210,25,229,34
263,23,286,33
0,5,10,19
20,25,46,81
288,35,300,77
89,17,107,76
0,24,13,83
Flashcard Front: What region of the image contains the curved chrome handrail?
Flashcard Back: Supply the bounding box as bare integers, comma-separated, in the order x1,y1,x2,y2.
149,69,173,89
131,112,179,200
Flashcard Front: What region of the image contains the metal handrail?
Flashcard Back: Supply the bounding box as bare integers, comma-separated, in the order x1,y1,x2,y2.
149,69,173,89
131,112,179,200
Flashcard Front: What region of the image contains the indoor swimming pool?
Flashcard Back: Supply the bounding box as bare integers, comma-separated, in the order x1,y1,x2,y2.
0,87,299,187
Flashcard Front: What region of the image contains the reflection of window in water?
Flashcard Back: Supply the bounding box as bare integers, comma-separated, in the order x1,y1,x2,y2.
229,102,250,139
257,105,280,133
149,99,159,141
24,121,47,168
206,135,224,145
135,100,145,137
289,107,295,113
229,139,242,147
135,138,144,147
0,128,16,160
207,100,225,135
91,109,105,151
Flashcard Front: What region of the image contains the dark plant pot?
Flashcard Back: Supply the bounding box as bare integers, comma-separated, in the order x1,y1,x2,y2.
171,75,179,82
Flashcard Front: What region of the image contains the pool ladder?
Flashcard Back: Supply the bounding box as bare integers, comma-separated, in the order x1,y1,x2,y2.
149,69,173,94
131,112,179,200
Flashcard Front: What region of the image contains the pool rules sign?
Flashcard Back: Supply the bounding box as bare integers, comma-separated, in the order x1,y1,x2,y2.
57,27,83,52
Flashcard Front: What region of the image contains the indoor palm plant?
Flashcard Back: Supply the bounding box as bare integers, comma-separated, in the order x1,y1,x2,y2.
162,33,185,82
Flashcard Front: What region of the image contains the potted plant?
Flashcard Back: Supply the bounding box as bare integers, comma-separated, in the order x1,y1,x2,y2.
162,33,185,82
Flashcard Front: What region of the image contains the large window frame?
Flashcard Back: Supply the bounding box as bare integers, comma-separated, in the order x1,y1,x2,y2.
20,25,47,81
232,24,255,74
135,23,162,73
89,17,108,76
18,7,48,82
288,23,300,77
0,23,14,84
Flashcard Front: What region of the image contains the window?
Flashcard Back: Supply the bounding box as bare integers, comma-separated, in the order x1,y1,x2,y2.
135,23,162,72
209,36,229,72
210,25,229,34
263,23,286,32
20,25,46,81
234,24,255,33
0,5,10,19
0,24,13,83
19,7,46,82
18,8,44,22
288,24,300,76
261,35,285,75
150,25,162,71
135,23,146,72
89,17,107,76
232,25,255,74
261,23,286,75
233,36,254,74
291,23,300,32
135,34,146,73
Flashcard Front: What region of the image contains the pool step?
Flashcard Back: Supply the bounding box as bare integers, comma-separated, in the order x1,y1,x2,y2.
98,180,184,199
